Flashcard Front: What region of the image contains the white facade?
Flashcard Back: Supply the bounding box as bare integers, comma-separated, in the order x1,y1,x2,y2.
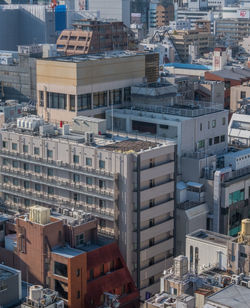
228,113,250,147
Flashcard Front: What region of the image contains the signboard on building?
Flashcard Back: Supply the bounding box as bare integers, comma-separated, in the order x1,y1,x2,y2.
237,9,250,18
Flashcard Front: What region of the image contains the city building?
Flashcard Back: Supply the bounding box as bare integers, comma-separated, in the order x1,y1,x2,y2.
230,82,250,112
204,284,250,308
170,30,214,63
165,63,211,77
176,9,215,31
36,51,159,124
0,264,22,308
0,4,56,51
194,80,225,107
56,19,131,56
228,109,250,148
88,0,131,26
0,116,176,299
106,100,228,174
148,1,174,29
0,207,139,307
205,68,250,109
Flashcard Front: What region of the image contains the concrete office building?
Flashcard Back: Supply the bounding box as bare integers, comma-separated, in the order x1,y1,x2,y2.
0,264,22,308
36,51,159,124
228,111,250,148
56,19,131,56
106,100,228,174
88,0,131,26
0,116,176,299
0,5,56,51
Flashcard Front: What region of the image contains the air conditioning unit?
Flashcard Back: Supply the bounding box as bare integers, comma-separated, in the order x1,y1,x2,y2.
56,300,64,308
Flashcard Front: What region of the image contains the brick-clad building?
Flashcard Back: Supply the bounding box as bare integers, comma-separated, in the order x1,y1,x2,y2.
0,207,139,308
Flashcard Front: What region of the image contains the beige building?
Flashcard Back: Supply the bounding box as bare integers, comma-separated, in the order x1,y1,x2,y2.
171,30,214,62
0,116,175,300
36,51,159,124
230,82,250,112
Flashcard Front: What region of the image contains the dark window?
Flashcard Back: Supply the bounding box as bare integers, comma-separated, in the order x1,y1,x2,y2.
77,290,80,299
77,94,91,111
149,199,155,208
240,91,246,99
73,174,80,182
76,269,80,277
73,155,79,164
149,276,155,285
149,218,155,227
99,219,106,227
209,138,213,146
35,165,40,173
70,95,75,111
99,199,105,208
2,141,7,148
48,187,54,195
86,157,92,166
47,150,53,158
214,136,220,144
149,257,154,266
89,269,94,280
100,264,105,275
23,145,28,153
54,261,68,277
221,135,225,142
12,161,18,168
34,147,40,155
99,160,105,169
12,143,17,150
48,168,53,176
99,180,105,189
149,238,154,247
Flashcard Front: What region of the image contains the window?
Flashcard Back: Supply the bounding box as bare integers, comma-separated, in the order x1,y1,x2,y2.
24,181,29,189
3,176,8,183
77,94,91,111
12,143,17,150
23,163,29,171
86,196,93,204
149,218,155,227
47,168,53,176
39,91,44,106
73,193,78,202
229,189,245,205
214,136,220,144
73,155,79,164
99,180,105,189
35,183,41,191
190,245,193,271
23,145,28,153
99,219,106,227
73,174,80,182
3,158,8,166
13,178,18,186
149,257,154,266
149,238,155,247
34,147,40,155
200,123,202,131
222,117,226,125
100,264,105,275
208,121,210,129
12,161,18,168
48,187,54,195
47,149,53,158
198,140,205,149
86,177,92,185
47,92,66,109
77,290,80,299
2,141,7,148
149,159,155,168
35,165,41,173
149,199,155,208
150,179,155,188
149,276,155,285
24,199,30,207
54,261,68,277
221,135,225,142
99,199,105,208
209,138,213,146
99,160,105,169
76,233,85,246
86,157,92,166
89,269,94,280
212,120,216,128
76,269,80,277
240,91,246,99
70,95,75,111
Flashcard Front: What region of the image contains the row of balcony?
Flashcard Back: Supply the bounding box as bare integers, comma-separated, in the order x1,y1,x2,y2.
0,166,114,201
0,149,114,180
0,183,115,221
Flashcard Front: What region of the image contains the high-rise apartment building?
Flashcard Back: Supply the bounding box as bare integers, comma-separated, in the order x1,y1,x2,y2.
36,51,159,124
56,20,131,56
0,116,176,299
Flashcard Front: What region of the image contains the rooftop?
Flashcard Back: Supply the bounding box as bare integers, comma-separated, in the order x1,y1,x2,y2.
207,67,250,81
99,139,158,153
187,229,232,247
207,284,250,308
52,246,85,258
0,264,19,280
165,62,212,70
42,50,153,63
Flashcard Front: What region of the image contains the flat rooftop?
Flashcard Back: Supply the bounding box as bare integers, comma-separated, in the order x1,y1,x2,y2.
0,264,19,280
52,246,85,258
187,229,232,246
43,50,153,63
207,284,250,308
99,139,158,153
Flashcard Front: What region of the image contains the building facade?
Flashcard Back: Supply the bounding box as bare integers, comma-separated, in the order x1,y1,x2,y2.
0,117,176,299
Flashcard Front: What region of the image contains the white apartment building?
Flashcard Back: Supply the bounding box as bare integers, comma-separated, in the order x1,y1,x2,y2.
0,116,176,300
106,101,228,174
